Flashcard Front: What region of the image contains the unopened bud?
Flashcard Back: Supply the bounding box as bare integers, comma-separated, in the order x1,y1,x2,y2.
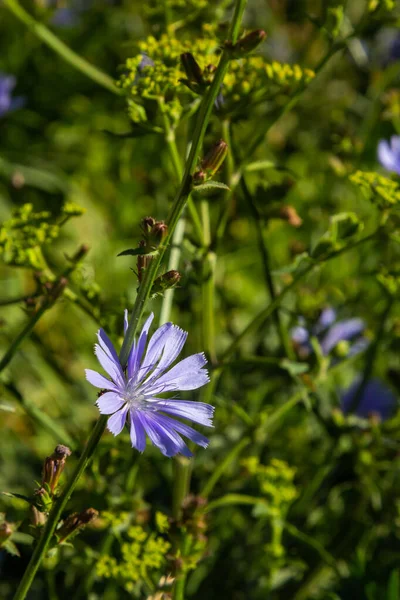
180,53,204,93
279,205,302,227
151,270,181,296
151,221,168,244
141,216,156,235
0,522,12,542
194,140,228,182
30,505,47,528
41,444,72,495
227,30,267,57
57,508,99,543
70,244,90,263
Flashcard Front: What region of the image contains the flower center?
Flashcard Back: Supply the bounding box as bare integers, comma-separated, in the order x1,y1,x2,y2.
124,386,147,409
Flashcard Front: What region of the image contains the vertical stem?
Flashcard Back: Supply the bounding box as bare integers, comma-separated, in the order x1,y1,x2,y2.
348,293,394,414
239,173,295,359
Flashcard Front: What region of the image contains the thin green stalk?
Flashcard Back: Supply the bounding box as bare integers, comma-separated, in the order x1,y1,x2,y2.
221,266,314,361
247,40,347,158
159,111,202,325
0,281,66,374
222,230,380,360
13,415,108,600
201,200,217,365
238,171,295,359
348,293,394,414
4,0,120,95
121,2,246,361
3,382,75,448
201,437,251,499
172,456,192,521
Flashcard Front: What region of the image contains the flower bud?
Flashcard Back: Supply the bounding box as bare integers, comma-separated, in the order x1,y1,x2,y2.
57,508,99,544
41,444,72,495
151,270,181,296
0,521,12,543
227,30,267,57
180,53,204,91
30,505,47,528
141,216,156,236
279,205,303,227
151,221,168,244
194,140,228,183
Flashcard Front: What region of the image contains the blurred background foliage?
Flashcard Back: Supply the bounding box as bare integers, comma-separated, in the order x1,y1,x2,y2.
1,0,400,598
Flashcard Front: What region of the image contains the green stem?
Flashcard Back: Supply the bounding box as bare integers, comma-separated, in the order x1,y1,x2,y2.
239,171,295,359
222,230,380,360
3,382,75,448
13,415,108,600
159,111,202,325
0,283,66,374
247,40,347,158
348,293,394,414
120,0,247,363
172,456,192,521
221,266,314,361
3,0,120,95
201,437,251,499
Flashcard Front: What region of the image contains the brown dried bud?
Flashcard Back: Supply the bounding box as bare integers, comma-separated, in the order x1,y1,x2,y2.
151,221,168,244
201,140,228,178
42,444,72,494
227,29,267,57
30,505,47,528
151,270,181,296
141,216,156,235
0,522,12,541
181,53,204,86
279,205,302,227
57,508,99,543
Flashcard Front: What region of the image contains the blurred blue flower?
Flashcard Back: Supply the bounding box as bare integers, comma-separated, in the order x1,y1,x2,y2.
377,135,400,175
0,73,24,117
341,378,397,421
291,308,367,358
86,312,213,457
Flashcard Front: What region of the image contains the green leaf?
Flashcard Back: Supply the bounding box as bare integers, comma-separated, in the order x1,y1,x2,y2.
279,359,309,376
117,247,153,257
243,160,276,172
192,181,230,197
387,570,400,600
2,492,32,504
3,540,20,558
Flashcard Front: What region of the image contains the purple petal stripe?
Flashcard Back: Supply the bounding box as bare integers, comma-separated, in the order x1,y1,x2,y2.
107,406,129,436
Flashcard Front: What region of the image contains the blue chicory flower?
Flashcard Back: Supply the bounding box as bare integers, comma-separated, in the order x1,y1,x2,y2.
0,73,24,117
291,307,367,358
341,378,397,421
377,135,400,175
85,312,213,457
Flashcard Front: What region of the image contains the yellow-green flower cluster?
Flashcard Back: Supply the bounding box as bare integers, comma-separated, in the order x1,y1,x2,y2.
118,32,315,125
96,523,171,594
222,57,315,113
242,457,298,512
350,170,400,209
368,0,395,12
0,204,59,269
118,34,218,125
